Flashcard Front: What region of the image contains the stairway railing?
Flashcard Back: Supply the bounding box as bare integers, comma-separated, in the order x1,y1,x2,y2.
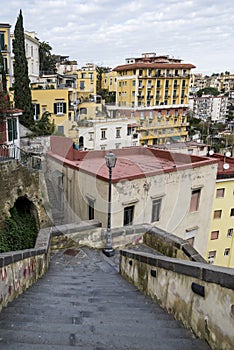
0,143,41,170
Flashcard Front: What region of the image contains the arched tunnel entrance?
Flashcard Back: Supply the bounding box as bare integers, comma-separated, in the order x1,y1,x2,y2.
0,196,39,253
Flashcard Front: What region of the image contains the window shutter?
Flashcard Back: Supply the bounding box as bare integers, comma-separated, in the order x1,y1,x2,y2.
63,103,66,114
54,103,57,114
0,34,4,50
36,104,40,116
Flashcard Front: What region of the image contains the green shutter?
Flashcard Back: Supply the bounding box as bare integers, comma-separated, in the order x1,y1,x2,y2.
63,103,66,114
36,104,40,117
54,103,57,114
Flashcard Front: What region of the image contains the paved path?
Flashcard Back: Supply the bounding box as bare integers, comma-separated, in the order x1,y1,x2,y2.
0,247,210,349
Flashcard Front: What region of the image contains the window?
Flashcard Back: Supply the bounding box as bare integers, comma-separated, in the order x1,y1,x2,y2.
7,118,18,142
227,228,233,237
54,102,66,115
208,251,216,258
116,128,121,138
211,230,219,240
0,32,5,50
88,199,94,220
213,210,222,219
189,188,201,212
230,208,234,216
124,205,134,226
57,125,64,135
152,198,162,222
80,81,85,90
89,133,93,141
224,248,230,256
33,103,40,120
101,129,106,140
216,188,225,198
81,73,86,79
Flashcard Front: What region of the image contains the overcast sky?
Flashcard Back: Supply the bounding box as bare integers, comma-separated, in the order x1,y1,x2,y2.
1,0,234,75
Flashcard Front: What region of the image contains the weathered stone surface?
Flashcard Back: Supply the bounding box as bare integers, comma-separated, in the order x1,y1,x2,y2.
120,249,234,350
0,159,51,230
0,248,210,350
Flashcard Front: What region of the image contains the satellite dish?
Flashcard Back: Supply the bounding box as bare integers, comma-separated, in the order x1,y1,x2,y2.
225,151,231,157
223,163,230,170
209,150,214,156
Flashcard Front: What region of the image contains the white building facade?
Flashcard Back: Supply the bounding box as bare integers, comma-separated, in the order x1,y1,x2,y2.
47,137,218,258
189,95,228,123
77,118,140,150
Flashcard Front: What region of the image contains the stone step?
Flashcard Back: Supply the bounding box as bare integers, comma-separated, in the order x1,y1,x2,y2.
0,248,211,350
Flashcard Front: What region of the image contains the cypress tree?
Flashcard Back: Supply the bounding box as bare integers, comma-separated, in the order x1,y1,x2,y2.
12,10,34,128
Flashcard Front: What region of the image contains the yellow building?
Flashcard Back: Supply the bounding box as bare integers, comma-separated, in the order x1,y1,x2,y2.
76,63,97,100
102,69,117,93
206,153,234,268
0,23,13,90
31,87,78,139
110,52,195,145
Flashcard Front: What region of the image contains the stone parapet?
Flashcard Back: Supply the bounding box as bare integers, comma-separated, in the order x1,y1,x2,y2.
0,227,52,312
120,249,234,350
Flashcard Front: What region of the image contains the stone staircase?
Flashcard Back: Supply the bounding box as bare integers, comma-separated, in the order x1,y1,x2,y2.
45,178,65,226
0,247,210,350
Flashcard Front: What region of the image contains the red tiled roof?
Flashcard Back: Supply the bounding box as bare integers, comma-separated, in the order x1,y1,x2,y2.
113,63,196,71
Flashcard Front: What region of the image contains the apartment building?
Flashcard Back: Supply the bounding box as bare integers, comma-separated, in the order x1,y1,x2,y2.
31,87,78,138
189,95,228,122
106,52,195,145
76,118,140,150
54,55,78,75
24,31,40,84
190,72,234,95
0,23,13,89
76,63,97,99
206,153,234,268
47,136,218,258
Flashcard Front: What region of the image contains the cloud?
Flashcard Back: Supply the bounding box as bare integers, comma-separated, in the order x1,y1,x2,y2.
1,0,234,74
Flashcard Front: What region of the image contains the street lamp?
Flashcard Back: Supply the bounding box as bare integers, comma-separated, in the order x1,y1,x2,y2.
102,150,117,257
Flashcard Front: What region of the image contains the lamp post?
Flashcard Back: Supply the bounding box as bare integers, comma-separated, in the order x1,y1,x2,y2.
102,150,117,257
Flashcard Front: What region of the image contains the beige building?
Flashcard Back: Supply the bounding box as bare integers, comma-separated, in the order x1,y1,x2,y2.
47,136,218,258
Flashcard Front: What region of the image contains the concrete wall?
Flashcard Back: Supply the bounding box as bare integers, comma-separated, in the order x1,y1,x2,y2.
120,249,234,350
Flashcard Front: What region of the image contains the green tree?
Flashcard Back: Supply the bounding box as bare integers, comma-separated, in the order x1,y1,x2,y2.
30,111,55,136
39,41,57,75
12,10,34,128
96,66,110,95
196,87,219,97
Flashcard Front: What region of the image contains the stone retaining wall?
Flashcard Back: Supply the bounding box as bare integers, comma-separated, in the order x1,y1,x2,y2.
0,227,51,312
120,249,234,350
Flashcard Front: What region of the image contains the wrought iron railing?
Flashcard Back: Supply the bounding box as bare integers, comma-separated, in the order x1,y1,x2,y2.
0,144,41,170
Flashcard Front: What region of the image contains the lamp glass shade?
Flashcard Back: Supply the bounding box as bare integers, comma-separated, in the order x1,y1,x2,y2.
105,151,117,168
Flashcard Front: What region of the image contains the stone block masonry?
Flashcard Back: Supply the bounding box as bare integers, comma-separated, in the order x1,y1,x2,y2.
120,249,234,350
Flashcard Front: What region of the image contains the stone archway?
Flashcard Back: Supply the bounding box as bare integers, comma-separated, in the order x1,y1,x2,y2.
13,196,40,229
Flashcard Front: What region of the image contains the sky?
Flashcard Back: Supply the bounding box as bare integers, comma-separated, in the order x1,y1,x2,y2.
1,0,234,75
